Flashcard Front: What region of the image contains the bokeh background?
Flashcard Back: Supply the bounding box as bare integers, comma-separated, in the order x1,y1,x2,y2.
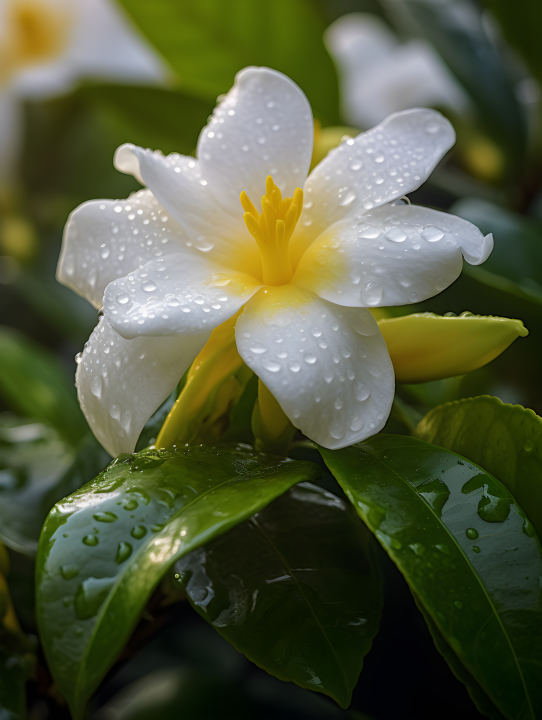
1,0,541,718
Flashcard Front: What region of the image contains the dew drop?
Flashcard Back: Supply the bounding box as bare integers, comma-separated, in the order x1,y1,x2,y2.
425,121,440,134
82,534,99,546
117,294,130,305
288,361,301,372
360,282,383,306
250,342,268,355
348,415,364,431
60,564,79,580
91,375,102,399
374,153,384,163
329,422,345,440
93,512,118,523
335,398,343,410
422,225,444,243
340,192,356,207
131,525,147,540
359,225,380,239
99,245,110,259
262,358,281,372
116,542,133,564
465,527,479,540
354,383,370,401
304,352,317,364
385,228,407,243
141,281,157,292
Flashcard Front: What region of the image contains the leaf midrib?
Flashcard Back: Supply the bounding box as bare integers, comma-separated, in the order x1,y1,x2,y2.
250,516,350,704
360,444,534,720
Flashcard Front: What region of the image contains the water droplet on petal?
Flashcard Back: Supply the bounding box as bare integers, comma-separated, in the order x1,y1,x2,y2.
340,192,356,207
262,359,281,372
329,422,345,440
354,383,370,401
91,376,102,399
466,528,479,540
348,415,364,431
99,245,110,259
360,282,383,306
422,226,444,243
385,228,407,243
141,281,157,292
304,352,317,364
117,294,130,305
250,342,268,355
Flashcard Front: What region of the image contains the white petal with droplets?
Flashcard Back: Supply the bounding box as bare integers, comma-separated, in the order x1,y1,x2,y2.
235,285,394,449
294,204,491,307
291,108,455,265
57,190,190,309
104,252,261,339
76,317,209,456
114,144,261,276
198,66,314,211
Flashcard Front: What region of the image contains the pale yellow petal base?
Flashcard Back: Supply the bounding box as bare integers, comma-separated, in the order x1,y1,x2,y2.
379,312,528,384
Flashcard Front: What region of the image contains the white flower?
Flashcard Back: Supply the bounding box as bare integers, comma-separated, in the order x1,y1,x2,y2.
0,0,167,185
57,67,492,457
325,13,470,129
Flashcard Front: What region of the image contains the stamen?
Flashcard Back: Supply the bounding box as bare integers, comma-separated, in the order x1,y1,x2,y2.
240,175,303,286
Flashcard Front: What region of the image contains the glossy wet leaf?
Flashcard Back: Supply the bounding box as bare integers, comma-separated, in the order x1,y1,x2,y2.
176,482,382,708
0,419,109,555
416,395,542,541
403,0,526,165
320,436,542,720
118,0,340,125
412,595,506,720
0,326,87,446
452,198,542,305
36,445,321,719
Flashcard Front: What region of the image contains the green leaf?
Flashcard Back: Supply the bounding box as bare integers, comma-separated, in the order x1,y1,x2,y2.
480,0,542,86
117,0,340,125
411,594,507,720
0,419,109,555
415,395,542,542
0,645,26,720
80,84,213,157
36,445,321,719
320,436,542,720
451,198,542,305
403,0,526,164
0,327,87,446
176,482,382,709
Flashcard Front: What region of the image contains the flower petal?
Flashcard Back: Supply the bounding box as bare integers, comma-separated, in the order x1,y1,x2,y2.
76,317,209,456
379,312,528,384
325,14,469,128
57,190,191,309
291,108,455,264
294,204,493,307
235,284,394,449
104,253,261,339
197,67,314,209
113,144,260,277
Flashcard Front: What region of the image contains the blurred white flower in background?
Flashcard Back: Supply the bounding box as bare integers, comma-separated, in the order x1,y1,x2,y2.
0,0,168,186
325,13,471,129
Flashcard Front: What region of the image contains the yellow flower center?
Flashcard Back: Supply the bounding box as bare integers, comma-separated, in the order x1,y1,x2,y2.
1,0,71,85
241,175,303,286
